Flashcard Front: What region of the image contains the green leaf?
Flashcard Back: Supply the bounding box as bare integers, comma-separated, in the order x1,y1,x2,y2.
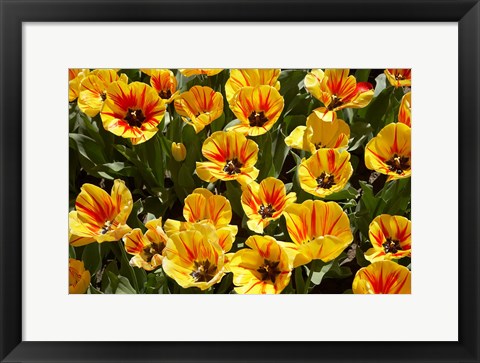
373,73,387,97
215,273,233,294
81,243,101,275
355,69,371,83
225,181,243,218
69,245,76,259
69,133,107,165
324,185,359,201
308,260,334,286
365,87,393,133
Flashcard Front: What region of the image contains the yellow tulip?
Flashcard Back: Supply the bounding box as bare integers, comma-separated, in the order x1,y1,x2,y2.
365,214,411,262
384,69,411,88
225,68,281,104
162,225,227,291
353,261,411,294
196,131,259,185
280,200,353,268
123,218,169,271
228,85,284,136
365,123,411,181
69,180,133,246
298,148,353,198
229,235,291,294
174,86,223,134
171,142,187,162
305,69,373,122
241,177,296,234
69,258,91,294
398,91,411,127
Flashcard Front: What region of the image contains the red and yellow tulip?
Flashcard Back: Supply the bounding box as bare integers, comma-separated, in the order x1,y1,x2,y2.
305,69,373,122
101,81,166,145
69,69,90,102
164,188,238,253
145,69,179,104
280,200,353,268
398,91,411,127
228,85,284,136
241,177,296,234
298,148,353,198
385,69,411,88
229,235,291,294
174,85,224,133
196,131,259,185
352,260,411,294
69,258,91,294
285,112,350,153
123,218,169,271
365,123,411,181
365,214,411,262
69,180,133,246
225,68,281,104
179,69,223,77
77,69,128,117
162,225,227,290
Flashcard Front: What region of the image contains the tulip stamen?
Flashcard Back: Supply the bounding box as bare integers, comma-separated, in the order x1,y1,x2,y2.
257,259,281,283
223,158,243,175
248,111,269,127
316,172,336,189
125,108,146,128
258,204,275,219
386,154,410,175
101,91,107,101
314,142,326,150
159,89,172,100
382,237,402,254
328,95,343,110
142,242,166,262
191,260,217,282
99,220,113,235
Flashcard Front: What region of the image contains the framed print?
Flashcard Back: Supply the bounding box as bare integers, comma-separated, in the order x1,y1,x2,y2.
1,0,479,362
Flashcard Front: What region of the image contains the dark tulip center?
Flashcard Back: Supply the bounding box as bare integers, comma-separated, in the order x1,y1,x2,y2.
386,154,410,175
159,89,172,100
257,259,281,283
316,172,336,189
382,237,402,254
223,158,243,175
248,111,269,127
190,260,217,283
258,204,275,219
125,108,146,128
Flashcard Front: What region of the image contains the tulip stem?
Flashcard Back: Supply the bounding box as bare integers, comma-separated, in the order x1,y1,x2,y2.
118,241,140,293
303,265,315,294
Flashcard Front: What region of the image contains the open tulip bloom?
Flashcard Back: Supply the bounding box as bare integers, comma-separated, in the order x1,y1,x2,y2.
196,130,260,184
123,218,169,271
174,85,224,133
384,68,412,88
101,81,166,145
69,180,133,246
228,85,285,136
353,261,411,294
229,235,292,294
285,111,350,153
241,177,297,234
280,200,353,268
305,68,374,122
298,148,353,198
365,123,412,181
225,68,281,104
68,68,411,294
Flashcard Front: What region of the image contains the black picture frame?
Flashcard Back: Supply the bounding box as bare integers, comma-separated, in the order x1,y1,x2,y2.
1,0,479,362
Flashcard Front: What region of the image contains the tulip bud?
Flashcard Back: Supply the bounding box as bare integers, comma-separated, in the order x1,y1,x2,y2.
171,142,187,162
